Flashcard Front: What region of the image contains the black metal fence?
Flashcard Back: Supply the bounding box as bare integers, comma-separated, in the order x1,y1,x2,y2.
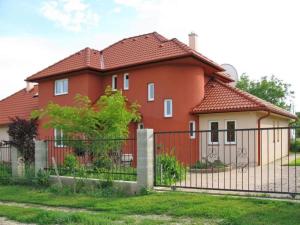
154,126,300,195
0,141,11,182
45,137,137,181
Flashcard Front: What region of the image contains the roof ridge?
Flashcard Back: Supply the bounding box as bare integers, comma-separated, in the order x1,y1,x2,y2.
0,88,26,103
26,47,92,81
100,32,162,53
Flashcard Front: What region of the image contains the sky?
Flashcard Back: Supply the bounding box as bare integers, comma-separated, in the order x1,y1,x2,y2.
0,0,299,111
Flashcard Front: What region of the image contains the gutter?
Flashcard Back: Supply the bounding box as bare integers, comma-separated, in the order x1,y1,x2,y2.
257,111,270,166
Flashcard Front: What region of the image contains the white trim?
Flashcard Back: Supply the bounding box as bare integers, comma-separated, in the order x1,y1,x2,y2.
225,120,236,144
147,83,154,101
189,121,196,139
112,75,117,90
208,121,219,144
164,99,172,117
54,79,68,96
54,128,64,147
123,73,129,90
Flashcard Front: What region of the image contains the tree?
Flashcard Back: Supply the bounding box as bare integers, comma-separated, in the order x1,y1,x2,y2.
7,117,38,164
32,86,141,157
236,74,294,109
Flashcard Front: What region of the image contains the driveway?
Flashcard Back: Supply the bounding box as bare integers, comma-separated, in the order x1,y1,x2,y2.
177,153,300,193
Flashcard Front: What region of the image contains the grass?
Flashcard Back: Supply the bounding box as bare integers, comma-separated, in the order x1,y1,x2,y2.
0,185,300,225
285,158,300,166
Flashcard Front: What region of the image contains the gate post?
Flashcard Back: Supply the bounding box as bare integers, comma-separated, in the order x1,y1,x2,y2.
34,140,47,176
11,146,25,177
137,129,154,190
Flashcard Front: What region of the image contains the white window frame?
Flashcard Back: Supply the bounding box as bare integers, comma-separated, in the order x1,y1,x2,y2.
112,75,117,90
225,120,236,144
54,128,64,147
208,121,219,144
164,99,173,118
123,73,129,90
54,79,68,96
148,83,154,101
137,123,144,129
189,121,196,139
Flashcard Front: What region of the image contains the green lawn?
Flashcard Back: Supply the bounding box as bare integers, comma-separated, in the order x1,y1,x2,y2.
286,158,300,166
0,185,299,225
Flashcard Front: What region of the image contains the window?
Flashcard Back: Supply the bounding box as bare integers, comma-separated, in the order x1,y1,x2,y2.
54,79,68,95
209,121,219,144
189,121,196,139
137,123,144,129
164,99,172,117
273,121,276,142
54,128,64,147
148,83,154,101
123,73,129,90
112,75,117,90
225,120,236,144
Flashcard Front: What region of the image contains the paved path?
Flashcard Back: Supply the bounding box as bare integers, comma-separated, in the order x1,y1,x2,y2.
0,218,35,225
177,153,300,194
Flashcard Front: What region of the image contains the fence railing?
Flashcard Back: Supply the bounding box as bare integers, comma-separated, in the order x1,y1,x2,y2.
0,141,11,181
154,126,300,195
45,137,137,181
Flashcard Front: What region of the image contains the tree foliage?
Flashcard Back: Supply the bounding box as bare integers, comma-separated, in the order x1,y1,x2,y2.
296,112,300,138
236,74,294,109
7,117,38,163
32,86,141,157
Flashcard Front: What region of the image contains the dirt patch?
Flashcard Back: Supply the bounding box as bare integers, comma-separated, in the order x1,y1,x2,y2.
0,217,35,225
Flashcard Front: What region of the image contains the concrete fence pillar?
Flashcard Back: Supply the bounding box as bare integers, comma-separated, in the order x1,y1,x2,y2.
137,129,154,190
34,140,47,176
11,146,25,177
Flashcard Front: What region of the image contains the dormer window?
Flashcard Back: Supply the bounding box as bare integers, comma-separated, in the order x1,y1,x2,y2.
112,75,117,90
54,79,68,96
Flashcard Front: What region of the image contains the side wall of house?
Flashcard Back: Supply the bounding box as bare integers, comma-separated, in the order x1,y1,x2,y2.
0,126,9,141
198,112,258,165
259,114,290,165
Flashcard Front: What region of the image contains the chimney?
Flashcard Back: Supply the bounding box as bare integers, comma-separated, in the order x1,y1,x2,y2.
188,32,198,51
26,82,34,92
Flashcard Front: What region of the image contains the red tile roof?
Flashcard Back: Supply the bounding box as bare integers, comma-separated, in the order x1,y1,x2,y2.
26,32,227,82
0,86,39,125
192,79,297,119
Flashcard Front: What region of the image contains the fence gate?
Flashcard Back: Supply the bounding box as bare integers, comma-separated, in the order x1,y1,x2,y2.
0,141,12,180
154,127,300,196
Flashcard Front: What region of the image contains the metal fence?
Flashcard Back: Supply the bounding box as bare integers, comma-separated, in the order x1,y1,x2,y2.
154,126,300,195
45,137,137,181
0,141,12,182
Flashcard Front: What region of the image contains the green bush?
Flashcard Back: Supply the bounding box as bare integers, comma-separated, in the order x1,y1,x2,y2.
155,153,185,186
291,140,300,152
36,169,51,187
191,160,226,169
63,154,79,173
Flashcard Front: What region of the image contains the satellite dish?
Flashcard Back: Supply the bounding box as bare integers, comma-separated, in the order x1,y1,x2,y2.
221,64,238,86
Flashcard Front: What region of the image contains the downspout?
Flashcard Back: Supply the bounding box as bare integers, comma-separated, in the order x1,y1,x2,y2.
257,111,270,166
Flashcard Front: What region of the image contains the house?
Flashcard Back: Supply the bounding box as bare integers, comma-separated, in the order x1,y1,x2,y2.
0,32,297,165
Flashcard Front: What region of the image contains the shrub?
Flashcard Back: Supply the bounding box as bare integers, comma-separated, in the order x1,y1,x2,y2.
290,140,300,152
36,169,51,187
191,160,226,169
63,154,79,173
156,153,185,186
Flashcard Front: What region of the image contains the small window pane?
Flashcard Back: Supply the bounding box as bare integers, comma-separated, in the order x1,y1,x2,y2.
210,122,219,143
226,121,236,143
164,99,172,117
148,83,154,101
54,129,64,147
189,121,195,138
112,75,117,90
55,79,68,95
124,74,129,90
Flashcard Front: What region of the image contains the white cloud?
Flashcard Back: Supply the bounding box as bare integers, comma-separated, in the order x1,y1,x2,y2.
40,0,99,32
115,0,300,111
0,36,73,100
